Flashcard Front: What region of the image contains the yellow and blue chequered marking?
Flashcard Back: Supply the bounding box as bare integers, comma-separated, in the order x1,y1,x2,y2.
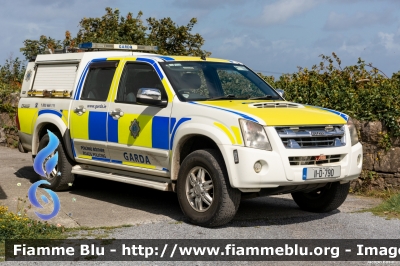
107,115,191,150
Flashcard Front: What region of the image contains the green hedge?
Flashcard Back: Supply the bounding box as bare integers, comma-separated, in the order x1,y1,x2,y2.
260,53,400,136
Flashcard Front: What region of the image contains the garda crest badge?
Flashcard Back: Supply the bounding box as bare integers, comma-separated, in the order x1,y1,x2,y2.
130,119,140,138
25,69,33,81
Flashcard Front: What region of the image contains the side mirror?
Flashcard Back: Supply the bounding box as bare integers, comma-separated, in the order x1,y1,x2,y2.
136,88,167,108
276,89,285,98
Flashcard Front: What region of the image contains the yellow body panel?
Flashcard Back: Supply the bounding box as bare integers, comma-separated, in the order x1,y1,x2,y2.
214,122,236,144
200,101,346,126
78,155,92,160
168,56,230,62
70,111,89,139
162,78,174,103
118,114,153,147
107,57,126,102
122,161,156,169
231,126,243,145
61,110,69,125
18,108,38,134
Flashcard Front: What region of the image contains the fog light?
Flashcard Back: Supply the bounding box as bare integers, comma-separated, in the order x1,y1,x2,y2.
357,154,361,165
254,161,262,173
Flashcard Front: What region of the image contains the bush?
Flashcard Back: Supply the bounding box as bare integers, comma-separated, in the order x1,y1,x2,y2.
0,205,64,241
260,53,400,136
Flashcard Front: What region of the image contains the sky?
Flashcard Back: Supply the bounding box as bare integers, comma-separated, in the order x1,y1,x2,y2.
1,0,400,77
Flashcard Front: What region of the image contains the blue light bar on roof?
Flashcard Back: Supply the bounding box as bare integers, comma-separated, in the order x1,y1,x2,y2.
78,42,158,52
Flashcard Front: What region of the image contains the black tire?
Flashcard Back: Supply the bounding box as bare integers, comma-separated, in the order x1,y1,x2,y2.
37,133,75,191
291,182,350,212
176,149,241,227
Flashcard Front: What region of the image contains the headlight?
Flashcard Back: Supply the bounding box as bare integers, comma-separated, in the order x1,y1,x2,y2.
239,119,272,150
347,117,359,146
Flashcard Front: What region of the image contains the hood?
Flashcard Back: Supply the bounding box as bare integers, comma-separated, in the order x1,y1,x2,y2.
193,100,348,126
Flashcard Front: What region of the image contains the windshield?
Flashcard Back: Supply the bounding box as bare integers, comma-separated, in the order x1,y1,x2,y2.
159,61,281,101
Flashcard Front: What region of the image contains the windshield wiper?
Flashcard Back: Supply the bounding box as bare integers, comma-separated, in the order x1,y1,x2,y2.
207,94,248,101
247,95,280,100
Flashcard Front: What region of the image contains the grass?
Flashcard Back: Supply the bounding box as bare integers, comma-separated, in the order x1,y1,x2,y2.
0,205,132,261
0,205,66,261
0,242,4,262
368,193,400,219
0,205,65,240
352,189,398,200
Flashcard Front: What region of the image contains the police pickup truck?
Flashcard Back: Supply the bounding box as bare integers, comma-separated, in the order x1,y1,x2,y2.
17,43,363,227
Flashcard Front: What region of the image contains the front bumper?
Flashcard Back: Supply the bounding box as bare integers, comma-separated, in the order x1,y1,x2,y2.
219,127,363,190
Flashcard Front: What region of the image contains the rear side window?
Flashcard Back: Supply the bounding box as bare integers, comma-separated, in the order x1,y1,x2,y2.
80,61,118,101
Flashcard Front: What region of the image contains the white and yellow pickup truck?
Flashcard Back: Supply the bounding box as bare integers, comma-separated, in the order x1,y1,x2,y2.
16,43,362,227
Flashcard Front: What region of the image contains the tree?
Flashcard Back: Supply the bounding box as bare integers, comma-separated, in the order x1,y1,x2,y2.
22,7,210,60
0,56,26,92
21,35,62,61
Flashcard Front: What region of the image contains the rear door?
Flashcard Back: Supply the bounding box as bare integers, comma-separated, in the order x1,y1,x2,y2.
106,61,172,176
70,60,119,164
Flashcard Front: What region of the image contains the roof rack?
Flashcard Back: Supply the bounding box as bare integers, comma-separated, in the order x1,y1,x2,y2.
78,42,158,52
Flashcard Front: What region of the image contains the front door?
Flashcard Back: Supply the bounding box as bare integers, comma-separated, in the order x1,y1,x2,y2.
107,61,172,176
70,60,119,164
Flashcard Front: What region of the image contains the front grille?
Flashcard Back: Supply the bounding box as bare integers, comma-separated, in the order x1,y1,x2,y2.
276,125,345,148
289,154,344,166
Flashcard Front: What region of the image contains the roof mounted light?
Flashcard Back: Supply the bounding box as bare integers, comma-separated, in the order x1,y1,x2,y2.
78,42,158,52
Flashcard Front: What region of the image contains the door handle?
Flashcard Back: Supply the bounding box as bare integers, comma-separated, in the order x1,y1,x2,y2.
74,106,86,115
109,109,124,119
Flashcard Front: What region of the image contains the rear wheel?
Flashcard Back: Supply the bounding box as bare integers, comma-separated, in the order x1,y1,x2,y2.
37,133,75,191
176,149,241,227
291,182,350,212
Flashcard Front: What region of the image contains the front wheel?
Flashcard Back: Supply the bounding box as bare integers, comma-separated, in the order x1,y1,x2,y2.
291,182,350,212
176,149,241,227
37,133,75,191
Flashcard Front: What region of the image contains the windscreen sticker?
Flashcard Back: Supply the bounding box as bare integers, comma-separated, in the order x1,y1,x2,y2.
234,66,248,71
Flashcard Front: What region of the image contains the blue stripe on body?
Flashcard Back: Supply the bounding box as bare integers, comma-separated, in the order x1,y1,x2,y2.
74,62,90,100
189,102,258,123
158,56,175,61
92,58,107,62
136,57,164,79
170,118,176,133
107,115,119,143
306,105,349,121
74,58,107,100
88,112,107,141
92,157,110,162
170,118,191,148
38,109,62,118
111,160,122,164
152,116,169,150
71,139,76,157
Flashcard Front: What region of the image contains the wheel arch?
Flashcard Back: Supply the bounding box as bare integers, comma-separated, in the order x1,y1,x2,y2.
170,123,234,184
32,114,68,155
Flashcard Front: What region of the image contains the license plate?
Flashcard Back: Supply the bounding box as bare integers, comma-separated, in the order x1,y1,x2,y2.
302,166,341,180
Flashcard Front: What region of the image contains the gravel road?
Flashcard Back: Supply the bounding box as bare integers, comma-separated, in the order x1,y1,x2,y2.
1,146,399,265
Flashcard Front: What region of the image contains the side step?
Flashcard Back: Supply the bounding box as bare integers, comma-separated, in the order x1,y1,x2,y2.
71,165,171,191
